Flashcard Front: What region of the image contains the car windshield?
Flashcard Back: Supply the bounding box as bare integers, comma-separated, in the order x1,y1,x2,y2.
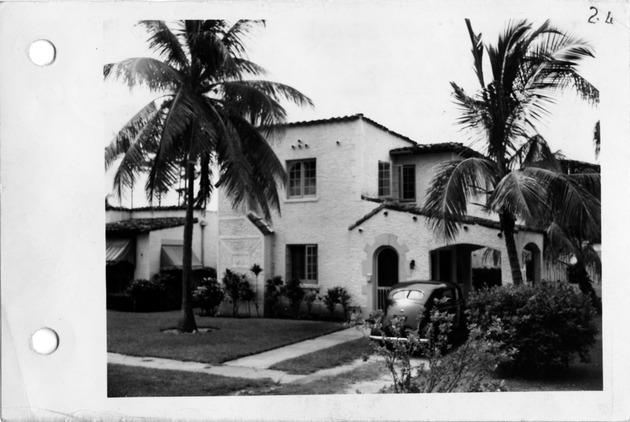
390,290,425,300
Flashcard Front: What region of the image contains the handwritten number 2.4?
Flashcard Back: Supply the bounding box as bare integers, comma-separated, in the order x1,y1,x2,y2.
589,7,613,24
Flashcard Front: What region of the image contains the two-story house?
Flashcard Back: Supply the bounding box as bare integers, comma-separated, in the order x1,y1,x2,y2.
217,114,544,316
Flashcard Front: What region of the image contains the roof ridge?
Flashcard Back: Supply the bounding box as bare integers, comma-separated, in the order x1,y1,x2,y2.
279,114,417,145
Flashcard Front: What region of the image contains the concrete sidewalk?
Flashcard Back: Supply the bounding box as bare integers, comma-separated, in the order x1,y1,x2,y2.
108,326,369,384
223,326,367,369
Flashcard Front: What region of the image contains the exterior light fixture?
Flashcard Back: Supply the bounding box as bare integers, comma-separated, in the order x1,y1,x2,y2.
383,211,388,217
569,255,578,265
497,232,503,238
410,260,416,270
358,228,363,233
412,216,417,221
463,225,468,231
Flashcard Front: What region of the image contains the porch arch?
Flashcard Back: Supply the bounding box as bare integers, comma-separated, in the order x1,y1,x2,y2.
523,242,542,284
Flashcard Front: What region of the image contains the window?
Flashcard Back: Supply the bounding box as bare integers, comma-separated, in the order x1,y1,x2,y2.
287,244,318,284
378,161,391,197
287,159,316,198
393,164,416,202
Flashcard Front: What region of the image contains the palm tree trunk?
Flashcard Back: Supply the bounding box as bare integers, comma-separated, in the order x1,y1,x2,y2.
178,159,198,333
500,211,524,285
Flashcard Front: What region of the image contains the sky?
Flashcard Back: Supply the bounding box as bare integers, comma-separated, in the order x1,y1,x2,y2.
103,3,603,207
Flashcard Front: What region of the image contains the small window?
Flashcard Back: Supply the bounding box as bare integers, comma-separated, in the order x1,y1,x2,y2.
378,161,391,197
392,164,416,202
287,159,316,198
287,244,318,284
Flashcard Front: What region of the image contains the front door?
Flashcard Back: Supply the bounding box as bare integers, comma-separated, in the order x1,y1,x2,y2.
376,247,398,310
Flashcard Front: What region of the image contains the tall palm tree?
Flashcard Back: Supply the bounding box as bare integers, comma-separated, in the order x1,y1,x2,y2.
423,19,599,285
105,20,313,331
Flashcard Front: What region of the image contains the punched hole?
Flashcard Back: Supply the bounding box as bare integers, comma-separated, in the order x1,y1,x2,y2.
28,40,56,66
31,327,59,355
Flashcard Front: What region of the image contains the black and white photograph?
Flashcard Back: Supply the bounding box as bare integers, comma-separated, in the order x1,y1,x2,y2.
2,0,629,420
104,8,604,397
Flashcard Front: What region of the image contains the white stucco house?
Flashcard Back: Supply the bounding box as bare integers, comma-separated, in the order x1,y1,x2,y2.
105,204,218,295
217,114,545,316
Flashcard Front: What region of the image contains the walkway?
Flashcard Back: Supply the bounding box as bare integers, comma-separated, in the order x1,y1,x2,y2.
108,326,369,385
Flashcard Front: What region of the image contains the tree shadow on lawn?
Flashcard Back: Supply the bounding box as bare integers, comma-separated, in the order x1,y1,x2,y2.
107,310,344,365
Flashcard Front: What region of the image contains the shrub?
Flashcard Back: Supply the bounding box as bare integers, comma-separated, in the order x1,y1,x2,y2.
467,282,598,377
322,288,341,317
359,303,515,393
321,286,351,320
239,279,256,317
264,276,284,317
284,278,305,317
127,278,166,312
303,290,318,316
193,277,224,316
222,269,247,317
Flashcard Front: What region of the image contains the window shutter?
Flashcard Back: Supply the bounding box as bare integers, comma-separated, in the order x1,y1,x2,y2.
392,165,402,199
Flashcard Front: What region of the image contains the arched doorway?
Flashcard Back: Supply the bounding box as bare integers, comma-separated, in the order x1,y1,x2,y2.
523,243,541,284
375,247,399,310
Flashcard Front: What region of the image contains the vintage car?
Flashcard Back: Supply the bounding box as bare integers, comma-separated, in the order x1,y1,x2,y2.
369,280,467,346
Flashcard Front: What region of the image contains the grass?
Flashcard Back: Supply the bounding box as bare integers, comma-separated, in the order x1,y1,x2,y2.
247,361,386,395
107,364,276,397
270,337,371,374
107,310,343,364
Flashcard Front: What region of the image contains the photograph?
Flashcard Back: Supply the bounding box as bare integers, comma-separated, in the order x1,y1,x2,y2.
103,8,605,399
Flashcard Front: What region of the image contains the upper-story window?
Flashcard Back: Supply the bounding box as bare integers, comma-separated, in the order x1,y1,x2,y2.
287,159,316,198
378,161,391,197
392,164,416,202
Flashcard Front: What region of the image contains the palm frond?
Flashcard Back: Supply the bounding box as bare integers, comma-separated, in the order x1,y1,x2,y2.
423,158,498,241
465,19,485,88
489,169,550,223
138,20,189,71
528,167,601,239
105,100,160,170
104,57,182,92
593,120,600,158
508,134,560,170
195,152,214,208
222,20,265,56
218,115,286,219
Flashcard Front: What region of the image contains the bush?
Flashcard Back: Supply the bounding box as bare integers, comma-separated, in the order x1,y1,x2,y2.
127,278,167,312
284,279,305,317
222,269,248,317
303,290,318,316
193,277,224,316
359,303,515,393
467,282,598,377
264,276,284,317
322,287,351,320
239,279,256,317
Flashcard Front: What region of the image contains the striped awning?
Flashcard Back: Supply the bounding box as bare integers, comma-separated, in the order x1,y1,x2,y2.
106,238,134,265
161,245,202,269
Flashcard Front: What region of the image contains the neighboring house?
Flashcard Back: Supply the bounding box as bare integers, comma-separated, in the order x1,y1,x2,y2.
105,203,218,295
217,114,545,316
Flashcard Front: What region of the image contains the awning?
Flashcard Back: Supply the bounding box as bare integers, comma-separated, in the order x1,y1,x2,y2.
161,245,202,269
106,238,135,265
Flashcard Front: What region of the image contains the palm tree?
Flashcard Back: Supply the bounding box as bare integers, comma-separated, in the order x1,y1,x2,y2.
105,20,313,332
423,19,599,285
545,165,601,308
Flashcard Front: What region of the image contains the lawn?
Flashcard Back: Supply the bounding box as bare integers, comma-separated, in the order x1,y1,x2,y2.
270,338,371,374
107,364,276,397
107,310,343,364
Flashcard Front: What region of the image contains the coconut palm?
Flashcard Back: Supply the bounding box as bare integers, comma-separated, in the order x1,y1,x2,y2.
105,20,313,332
423,19,599,285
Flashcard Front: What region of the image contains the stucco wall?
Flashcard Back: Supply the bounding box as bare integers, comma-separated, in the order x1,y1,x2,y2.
348,206,544,314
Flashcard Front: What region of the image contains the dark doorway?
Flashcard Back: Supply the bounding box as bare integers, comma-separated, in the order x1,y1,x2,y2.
376,247,398,310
